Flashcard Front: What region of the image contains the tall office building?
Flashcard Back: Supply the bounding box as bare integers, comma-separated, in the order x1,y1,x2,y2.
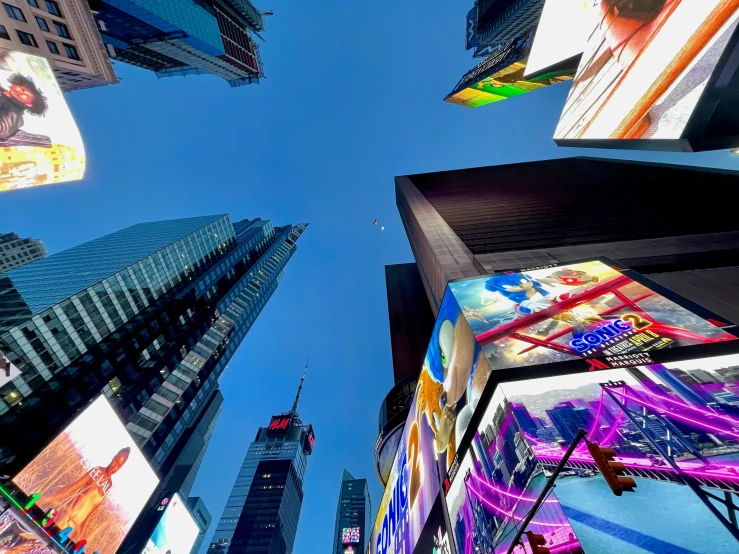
0,214,307,486
91,0,266,87
0,0,117,90
465,0,545,57
396,157,739,323
210,369,315,554
332,470,371,554
0,233,47,273
188,497,213,554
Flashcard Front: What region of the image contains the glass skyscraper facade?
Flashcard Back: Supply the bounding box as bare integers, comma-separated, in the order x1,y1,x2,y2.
332,470,371,554
210,379,314,554
0,215,307,482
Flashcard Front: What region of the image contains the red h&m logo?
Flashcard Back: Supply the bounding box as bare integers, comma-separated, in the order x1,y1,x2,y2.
308,432,315,448
587,359,611,372
269,417,290,431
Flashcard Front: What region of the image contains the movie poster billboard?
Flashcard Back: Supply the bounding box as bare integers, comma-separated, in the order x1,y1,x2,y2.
495,352,739,553
0,507,55,554
554,0,739,147
412,496,452,554
0,49,85,192
448,259,737,372
13,396,159,554
142,494,199,554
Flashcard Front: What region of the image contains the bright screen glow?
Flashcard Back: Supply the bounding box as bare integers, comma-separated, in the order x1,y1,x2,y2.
524,0,596,77
142,494,199,554
0,508,54,554
554,0,739,141
342,527,360,544
0,49,85,191
13,396,159,554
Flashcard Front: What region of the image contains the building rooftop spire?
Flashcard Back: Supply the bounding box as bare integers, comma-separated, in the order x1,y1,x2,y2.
291,357,309,415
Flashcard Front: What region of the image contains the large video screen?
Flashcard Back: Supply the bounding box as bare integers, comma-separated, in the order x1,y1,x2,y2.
13,396,159,554
0,507,54,554
524,0,596,78
497,353,739,554
0,49,85,192
142,494,199,554
554,1,739,143
449,260,737,371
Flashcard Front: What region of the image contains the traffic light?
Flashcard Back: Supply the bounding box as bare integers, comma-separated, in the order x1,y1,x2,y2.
525,531,550,554
587,442,637,496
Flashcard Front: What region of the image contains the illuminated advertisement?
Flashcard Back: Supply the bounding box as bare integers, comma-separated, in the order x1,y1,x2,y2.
445,34,572,108
0,508,54,554
449,259,738,372
13,396,159,554
524,0,597,78
498,353,739,553
554,0,739,145
412,496,452,554
0,49,84,192
142,494,199,554
342,527,360,544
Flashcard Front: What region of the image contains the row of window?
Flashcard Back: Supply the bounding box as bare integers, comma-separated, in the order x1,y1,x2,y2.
0,23,79,59
4,2,67,34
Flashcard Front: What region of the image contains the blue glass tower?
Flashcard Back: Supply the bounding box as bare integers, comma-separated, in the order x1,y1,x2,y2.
332,470,371,554
0,215,307,480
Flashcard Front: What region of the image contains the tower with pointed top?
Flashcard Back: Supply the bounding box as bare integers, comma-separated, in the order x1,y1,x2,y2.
209,370,315,554
332,470,371,554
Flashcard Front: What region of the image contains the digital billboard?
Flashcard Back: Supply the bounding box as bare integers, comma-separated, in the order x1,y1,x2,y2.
0,507,54,554
554,0,739,147
524,0,597,78
142,494,199,554
0,49,85,192
412,496,452,554
342,527,361,544
13,396,159,554
449,259,738,372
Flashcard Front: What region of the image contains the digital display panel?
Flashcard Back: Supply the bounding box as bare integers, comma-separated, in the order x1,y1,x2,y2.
142,494,199,554
449,260,737,372
524,0,596,78
554,0,739,144
342,527,361,544
13,396,159,554
413,496,452,554
0,49,85,192
0,508,54,554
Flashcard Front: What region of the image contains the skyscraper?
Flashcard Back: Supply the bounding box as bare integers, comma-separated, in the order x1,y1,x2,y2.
0,214,307,483
91,0,266,87
332,470,371,554
0,233,47,273
210,368,315,554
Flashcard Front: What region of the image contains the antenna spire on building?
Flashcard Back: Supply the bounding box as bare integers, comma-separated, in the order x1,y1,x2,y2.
291,357,309,414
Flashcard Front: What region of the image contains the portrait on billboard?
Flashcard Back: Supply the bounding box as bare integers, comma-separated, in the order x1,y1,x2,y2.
449,260,737,371
142,494,199,554
0,508,54,554
13,396,159,554
554,0,739,145
496,353,739,553
0,49,85,191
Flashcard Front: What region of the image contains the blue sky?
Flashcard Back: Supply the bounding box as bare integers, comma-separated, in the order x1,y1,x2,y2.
2,0,739,552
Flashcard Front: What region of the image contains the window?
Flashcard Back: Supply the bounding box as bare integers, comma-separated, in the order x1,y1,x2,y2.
46,39,58,54
53,20,69,38
0,25,9,41
35,15,49,31
4,3,26,21
43,0,60,16
27,0,38,6
63,43,79,60
17,30,38,47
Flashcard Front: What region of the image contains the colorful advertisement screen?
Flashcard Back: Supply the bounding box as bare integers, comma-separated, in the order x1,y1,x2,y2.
13,396,159,554
0,49,85,191
0,507,54,554
554,1,739,143
448,260,737,372
342,527,360,544
445,351,739,554
524,0,596,78
142,494,199,554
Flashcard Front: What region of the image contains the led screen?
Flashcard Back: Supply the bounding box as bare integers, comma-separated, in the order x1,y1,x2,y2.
524,0,596,78
554,0,739,143
342,527,361,544
0,508,54,554
142,494,199,554
413,496,452,554
0,49,84,191
13,396,159,554
449,260,737,372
